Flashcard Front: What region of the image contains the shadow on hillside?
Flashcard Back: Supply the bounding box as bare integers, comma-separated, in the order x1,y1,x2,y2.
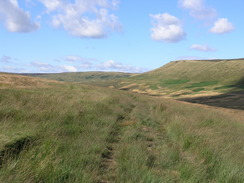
179,77,244,110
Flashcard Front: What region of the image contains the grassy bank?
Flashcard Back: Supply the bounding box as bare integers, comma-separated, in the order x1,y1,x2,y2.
0,79,243,182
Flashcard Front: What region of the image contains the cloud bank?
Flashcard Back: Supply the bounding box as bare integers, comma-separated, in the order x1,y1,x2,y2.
26,56,148,73
0,0,121,37
39,0,121,38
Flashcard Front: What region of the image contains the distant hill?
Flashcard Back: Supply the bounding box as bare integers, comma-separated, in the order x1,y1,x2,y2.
22,72,135,87
118,58,244,98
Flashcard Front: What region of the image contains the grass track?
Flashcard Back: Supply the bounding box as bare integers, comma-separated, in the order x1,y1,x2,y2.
0,78,243,182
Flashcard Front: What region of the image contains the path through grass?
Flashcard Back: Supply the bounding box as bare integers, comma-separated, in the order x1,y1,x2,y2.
0,82,243,182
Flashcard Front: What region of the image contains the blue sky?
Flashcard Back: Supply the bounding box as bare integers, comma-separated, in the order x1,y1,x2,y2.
0,0,243,73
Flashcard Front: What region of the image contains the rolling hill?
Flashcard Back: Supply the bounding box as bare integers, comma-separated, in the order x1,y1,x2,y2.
17,58,244,109
118,58,244,98
0,73,244,182
23,58,244,99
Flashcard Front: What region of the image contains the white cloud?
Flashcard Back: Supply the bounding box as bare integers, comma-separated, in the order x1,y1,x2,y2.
60,58,146,72
210,18,234,34
38,0,62,12
0,0,39,32
62,57,147,72
31,61,78,72
150,13,186,43
60,65,78,72
179,0,217,20
97,60,148,73
38,0,121,38
190,44,215,52
4,57,147,73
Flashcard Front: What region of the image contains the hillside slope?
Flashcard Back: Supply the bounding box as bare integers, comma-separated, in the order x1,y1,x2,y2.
0,73,244,182
118,58,244,98
22,59,244,98
140,58,244,83
0,73,60,88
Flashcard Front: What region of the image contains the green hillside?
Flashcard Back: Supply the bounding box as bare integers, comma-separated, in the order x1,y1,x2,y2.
25,59,244,99
118,58,244,98
1,73,243,182
19,59,244,109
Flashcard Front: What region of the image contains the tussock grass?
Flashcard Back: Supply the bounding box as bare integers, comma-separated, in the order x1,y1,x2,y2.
0,75,243,182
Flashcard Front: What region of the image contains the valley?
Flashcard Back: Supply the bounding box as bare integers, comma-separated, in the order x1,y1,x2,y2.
1,58,244,182
27,58,244,110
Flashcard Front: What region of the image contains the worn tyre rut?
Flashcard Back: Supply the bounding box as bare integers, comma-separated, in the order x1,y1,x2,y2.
96,102,135,183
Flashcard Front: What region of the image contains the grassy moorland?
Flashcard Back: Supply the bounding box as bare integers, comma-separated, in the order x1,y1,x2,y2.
118,59,244,98
22,72,135,88
24,59,244,110
0,73,243,183
24,59,244,98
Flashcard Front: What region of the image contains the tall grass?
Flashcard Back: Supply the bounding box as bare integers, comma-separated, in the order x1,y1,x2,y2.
0,82,243,182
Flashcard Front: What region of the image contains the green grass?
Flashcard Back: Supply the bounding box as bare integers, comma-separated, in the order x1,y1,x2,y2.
187,81,218,88
149,84,158,90
164,79,190,85
192,88,205,92
181,92,192,95
214,85,234,90
236,85,244,89
0,75,244,182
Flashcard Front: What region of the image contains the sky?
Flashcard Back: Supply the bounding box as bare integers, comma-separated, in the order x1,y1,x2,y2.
0,0,243,73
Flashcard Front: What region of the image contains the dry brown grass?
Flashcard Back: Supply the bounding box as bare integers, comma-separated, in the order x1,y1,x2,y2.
0,74,61,88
